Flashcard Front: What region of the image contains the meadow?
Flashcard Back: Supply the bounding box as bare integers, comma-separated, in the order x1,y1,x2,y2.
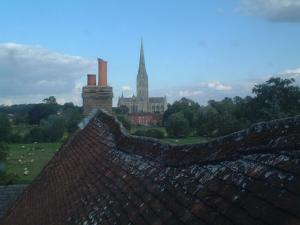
6,143,61,184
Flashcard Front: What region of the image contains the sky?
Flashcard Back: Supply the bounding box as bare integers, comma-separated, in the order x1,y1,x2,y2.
0,0,300,106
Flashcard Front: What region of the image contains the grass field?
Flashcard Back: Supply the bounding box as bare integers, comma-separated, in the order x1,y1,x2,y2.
160,136,208,145
130,125,209,145
6,143,61,184
130,125,167,135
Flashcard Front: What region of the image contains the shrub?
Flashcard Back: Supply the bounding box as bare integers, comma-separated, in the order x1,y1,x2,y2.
166,113,190,138
145,129,164,139
24,115,65,143
0,113,11,142
117,116,131,131
133,129,146,136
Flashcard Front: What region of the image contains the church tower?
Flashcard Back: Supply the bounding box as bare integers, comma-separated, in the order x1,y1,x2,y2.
136,40,149,112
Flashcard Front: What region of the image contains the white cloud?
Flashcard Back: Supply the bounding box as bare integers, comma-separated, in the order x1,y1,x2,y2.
283,68,300,78
151,80,247,105
121,86,132,91
120,85,133,97
240,0,300,22
0,42,96,105
179,90,204,97
207,81,232,91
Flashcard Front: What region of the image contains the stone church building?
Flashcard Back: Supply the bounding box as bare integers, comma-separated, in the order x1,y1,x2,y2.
118,42,167,114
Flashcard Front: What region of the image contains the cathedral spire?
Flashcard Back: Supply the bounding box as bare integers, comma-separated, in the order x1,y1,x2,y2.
138,39,147,76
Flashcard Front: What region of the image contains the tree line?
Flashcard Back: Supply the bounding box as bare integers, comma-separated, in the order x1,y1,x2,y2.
0,96,83,144
163,77,300,138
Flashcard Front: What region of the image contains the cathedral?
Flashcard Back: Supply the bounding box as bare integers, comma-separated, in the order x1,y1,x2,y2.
118,42,167,113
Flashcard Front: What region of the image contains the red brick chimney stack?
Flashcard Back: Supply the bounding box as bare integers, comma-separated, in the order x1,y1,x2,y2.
98,58,107,87
87,74,96,86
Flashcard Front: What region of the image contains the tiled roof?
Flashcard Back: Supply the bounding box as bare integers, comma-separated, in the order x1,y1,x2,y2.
0,185,27,218
2,110,300,225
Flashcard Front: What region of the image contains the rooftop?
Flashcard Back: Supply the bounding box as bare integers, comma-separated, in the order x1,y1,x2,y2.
0,185,27,218
1,110,300,225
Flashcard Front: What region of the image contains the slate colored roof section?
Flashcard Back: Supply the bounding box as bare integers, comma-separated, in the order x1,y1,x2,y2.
0,185,27,218
2,110,300,225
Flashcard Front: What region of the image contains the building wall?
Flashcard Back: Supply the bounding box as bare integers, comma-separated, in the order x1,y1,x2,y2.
149,101,167,113
118,97,167,114
82,86,113,115
128,113,162,126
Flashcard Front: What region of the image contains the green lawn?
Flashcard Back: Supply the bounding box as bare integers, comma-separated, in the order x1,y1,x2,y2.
6,143,61,184
130,125,167,135
160,136,208,145
130,125,209,145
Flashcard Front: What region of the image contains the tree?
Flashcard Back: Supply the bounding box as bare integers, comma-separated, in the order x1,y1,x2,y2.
43,96,57,104
62,103,83,133
163,98,200,132
113,105,129,114
0,142,8,162
0,142,8,179
117,115,131,131
166,113,190,138
0,113,11,142
145,129,164,139
194,106,220,138
41,115,65,142
25,115,65,142
251,77,300,121
28,104,58,124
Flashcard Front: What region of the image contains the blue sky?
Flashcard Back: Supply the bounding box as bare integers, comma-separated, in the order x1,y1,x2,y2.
0,0,300,105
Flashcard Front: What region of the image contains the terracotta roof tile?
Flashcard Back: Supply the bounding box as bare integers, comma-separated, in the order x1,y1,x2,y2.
1,110,300,225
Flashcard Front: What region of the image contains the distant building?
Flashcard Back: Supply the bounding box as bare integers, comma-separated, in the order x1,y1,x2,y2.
118,41,167,114
82,59,113,115
128,113,162,126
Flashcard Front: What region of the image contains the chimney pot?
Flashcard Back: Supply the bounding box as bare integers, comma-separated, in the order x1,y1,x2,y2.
98,58,108,87
87,74,96,86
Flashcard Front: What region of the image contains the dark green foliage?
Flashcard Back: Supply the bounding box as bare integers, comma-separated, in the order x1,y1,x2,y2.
8,133,23,143
0,96,83,143
166,113,190,138
24,127,46,143
194,106,220,137
43,96,57,104
0,113,11,142
133,128,164,139
0,142,8,182
164,77,300,138
117,115,131,131
0,142,8,161
163,98,200,127
25,115,65,142
133,129,146,136
62,103,83,133
113,105,129,114
42,115,65,142
28,103,58,124
145,128,164,139
251,77,300,120
0,104,33,116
